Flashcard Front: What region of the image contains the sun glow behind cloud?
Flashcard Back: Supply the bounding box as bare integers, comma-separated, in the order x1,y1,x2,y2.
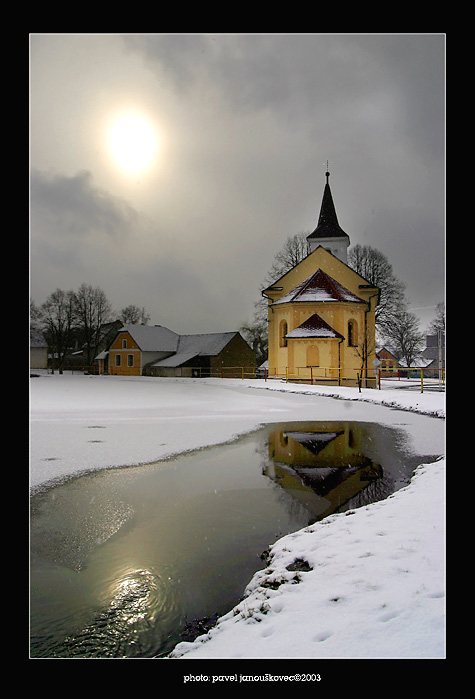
107,112,160,175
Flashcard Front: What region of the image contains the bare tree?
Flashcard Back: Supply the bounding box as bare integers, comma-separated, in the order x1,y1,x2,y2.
264,232,310,286
251,232,311,350
428,301,445,334
347,244,406,336
383,307,425,368
41,289,76,373
30,300,43,331
74,284,114,366
352,323,378,386
240,322,268,366
119,305,151,325
252,232,310,326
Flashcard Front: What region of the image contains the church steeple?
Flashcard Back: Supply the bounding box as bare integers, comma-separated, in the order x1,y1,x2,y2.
307,170,350,263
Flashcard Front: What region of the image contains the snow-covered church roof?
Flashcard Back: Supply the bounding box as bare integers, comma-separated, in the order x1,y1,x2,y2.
273,269,365,306
285,313,344,340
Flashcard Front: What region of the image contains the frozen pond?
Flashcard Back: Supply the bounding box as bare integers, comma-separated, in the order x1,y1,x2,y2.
30,416,443,659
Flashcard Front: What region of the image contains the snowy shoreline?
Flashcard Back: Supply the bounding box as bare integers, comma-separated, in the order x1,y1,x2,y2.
30,374,446,660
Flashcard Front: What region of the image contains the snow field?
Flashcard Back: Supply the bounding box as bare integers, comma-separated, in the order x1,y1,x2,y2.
30,373,446,659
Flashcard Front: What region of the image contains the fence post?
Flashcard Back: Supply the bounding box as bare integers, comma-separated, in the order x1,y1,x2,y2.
420,368,424,393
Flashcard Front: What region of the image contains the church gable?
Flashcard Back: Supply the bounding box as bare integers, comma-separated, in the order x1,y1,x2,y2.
263,245,375,306
272,268,366,306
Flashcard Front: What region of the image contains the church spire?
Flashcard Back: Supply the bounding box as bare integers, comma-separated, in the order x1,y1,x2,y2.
306,169,350,262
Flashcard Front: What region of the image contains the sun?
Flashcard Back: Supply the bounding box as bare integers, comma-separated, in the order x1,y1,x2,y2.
108,113,158,174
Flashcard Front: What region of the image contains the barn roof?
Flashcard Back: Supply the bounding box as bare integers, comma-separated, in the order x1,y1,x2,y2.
150,332,239,367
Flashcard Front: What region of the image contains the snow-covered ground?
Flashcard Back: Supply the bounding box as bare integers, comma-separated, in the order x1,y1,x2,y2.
30,373,446,660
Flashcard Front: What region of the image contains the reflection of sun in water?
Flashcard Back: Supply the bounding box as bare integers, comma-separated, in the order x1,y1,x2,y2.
108,113,158,174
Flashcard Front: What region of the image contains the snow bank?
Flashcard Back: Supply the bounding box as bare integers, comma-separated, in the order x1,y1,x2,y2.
239,377,446,419
172,457,445,659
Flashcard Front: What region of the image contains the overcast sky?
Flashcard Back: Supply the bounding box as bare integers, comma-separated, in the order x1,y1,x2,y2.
30,33,445,335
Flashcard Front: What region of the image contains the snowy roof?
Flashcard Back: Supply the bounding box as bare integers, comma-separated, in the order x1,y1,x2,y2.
151,351,198,368
273,269,365,306
178,332,238,356
285,313,344,339
150,332,239,367
376,345,398,358
398,356,434,368
120,324,180,352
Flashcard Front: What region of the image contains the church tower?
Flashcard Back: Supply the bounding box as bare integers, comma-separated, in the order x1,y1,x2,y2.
306,170,350,263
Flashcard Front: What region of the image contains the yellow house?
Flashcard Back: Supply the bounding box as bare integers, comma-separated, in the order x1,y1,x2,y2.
263,171,380,387
101,324,256,377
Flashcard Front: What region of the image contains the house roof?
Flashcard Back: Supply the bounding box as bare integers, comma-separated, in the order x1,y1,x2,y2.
398,356,434,368
307,171,349,242
376,345,398,359
285,313,344,340
150,332,239,367
120,324,180,352
273,268,365,306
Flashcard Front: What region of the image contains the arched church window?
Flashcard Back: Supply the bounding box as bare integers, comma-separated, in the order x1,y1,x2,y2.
348,320,358,347
279,320,288,347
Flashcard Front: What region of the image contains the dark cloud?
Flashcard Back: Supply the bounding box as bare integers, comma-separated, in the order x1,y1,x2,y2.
30,34,445,333
31,169,141,240
122,35,444,143
31,169,149,297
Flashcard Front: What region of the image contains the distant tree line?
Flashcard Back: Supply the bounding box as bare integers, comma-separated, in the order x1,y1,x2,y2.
30,283,150,373
240,233,445,369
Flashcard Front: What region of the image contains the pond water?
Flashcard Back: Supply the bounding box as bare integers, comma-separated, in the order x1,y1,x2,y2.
30,420,441,659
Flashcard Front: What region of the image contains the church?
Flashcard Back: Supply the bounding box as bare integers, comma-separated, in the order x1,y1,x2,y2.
262,171,380,387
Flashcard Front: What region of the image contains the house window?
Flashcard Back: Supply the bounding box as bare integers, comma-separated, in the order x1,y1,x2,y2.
122,339,127,349
279,320,288,347
115,354,121,366
348,320,358,347
127,354,134,367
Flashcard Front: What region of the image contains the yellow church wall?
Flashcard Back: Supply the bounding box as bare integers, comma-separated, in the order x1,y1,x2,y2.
267,293,377,386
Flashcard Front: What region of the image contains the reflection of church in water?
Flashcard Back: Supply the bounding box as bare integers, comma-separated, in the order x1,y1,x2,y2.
264,422,383,523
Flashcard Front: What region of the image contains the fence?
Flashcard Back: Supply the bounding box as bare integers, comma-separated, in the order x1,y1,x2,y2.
381,367,445,393
148,366,258,380
266,365,378,389
41,364,445,393
265,366,445,392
